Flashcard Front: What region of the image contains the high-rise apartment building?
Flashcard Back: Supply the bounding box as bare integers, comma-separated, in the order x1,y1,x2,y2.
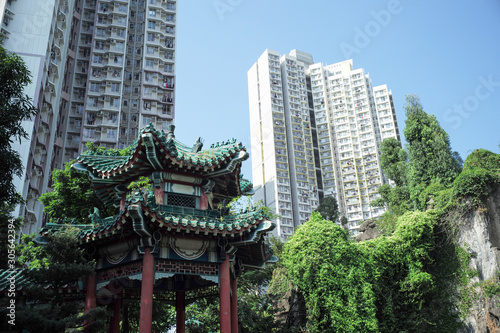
1,0,177,235
248,49,400,241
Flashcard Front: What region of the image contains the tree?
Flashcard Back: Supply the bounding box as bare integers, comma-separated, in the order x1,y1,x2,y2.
281,212,378,332
39,161,118,223
340,215,348,229
404,95,461,202
0,45,37,206
15,227,108,333
314,196,339,222
379,137,408,187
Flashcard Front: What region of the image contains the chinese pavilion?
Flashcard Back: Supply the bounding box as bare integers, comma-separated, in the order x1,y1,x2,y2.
50,124,274,332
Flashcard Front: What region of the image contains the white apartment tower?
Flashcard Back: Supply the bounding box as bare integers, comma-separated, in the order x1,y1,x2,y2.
248,50,400,240
1,0,177,235
309,60,400,230
248,49,320,241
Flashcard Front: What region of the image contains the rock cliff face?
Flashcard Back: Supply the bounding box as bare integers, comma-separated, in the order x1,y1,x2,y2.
459,186,500,333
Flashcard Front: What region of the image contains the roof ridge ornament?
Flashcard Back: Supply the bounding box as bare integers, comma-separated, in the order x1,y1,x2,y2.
167,124,175,139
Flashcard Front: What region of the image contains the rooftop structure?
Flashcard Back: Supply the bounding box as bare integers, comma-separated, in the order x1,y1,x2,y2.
2,124,275,333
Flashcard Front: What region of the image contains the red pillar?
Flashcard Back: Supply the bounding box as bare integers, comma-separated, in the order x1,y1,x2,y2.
84,273,96,313
84,273,97,329
139,248,155,333
176,290,185,333
109,294,122,333
231,278,238,333
220,254,231,333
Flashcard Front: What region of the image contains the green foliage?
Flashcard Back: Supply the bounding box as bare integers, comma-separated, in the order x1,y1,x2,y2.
127,175,152,191
123,300,176,332
16,233,49,268
280,210,465,332
379,137,408,186
480,277,500,298
453,168,496,207
282,212,378,332
85,141,133,156
371,183,411,218
452,149,500,207
340,215,348,228
373,210,400,235
404,95,460,200
186,297,220,332
462,148,500,173
39,161,118,223
417,181,451,211
314,196,339,222
0,45,37,205
16,227,108,333
403,95,461,203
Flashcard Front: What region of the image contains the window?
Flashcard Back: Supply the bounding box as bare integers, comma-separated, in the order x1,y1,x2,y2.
145,73,153,82
113,55,123,64
89,83,100,92
96,28,106,37
147,33,155,42
111,83,120,92
164,64,173,73
115,42,124,51
147,47,155,55
107,129,116,139
109,98,119,108
148,21,156,29
148,10,156,17
166,194,197,208
93,55,103,64
146,60,154,68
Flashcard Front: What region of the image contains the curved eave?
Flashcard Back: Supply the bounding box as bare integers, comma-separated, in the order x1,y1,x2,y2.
140,203,268,238
76,133,247,181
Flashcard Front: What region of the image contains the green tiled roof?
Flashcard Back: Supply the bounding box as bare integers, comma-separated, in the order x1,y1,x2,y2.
0,269,81,294
41,201,271,244
77,123,246,176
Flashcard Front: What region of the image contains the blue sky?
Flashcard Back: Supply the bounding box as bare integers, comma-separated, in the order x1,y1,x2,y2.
174,0,500,179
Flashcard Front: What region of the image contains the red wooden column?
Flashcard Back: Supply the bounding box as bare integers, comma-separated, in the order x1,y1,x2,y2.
109,293,122,333
176,290,186,333
84,273,96,313
231,278,238,333
139,247,155,333
220,254,231,333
